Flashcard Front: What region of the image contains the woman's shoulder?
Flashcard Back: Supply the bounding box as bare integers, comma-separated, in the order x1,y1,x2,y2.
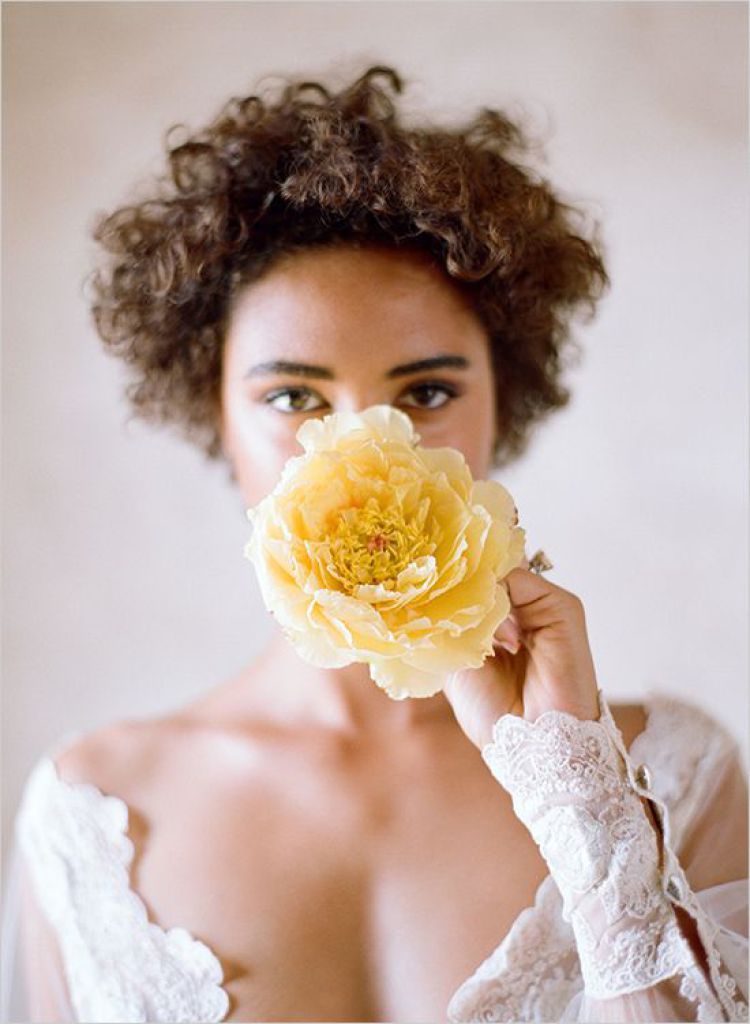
15,712,219,897
13,721,157,933
625,692,741,772
607,691,741,762
13,718,234,1024
27,680,276,821
47,714,175,802
607,692,746,878
14,717,171,860
608,691,743,787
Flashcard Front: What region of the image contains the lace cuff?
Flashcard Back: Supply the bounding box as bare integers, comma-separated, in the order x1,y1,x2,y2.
481,692,748,1020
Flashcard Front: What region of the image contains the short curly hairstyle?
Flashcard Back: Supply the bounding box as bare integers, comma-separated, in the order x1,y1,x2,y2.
88,64,609,475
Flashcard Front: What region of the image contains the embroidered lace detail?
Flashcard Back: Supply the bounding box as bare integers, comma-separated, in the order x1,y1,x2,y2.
475,692,748,1021
447,694,747,1022
446,876,581,1023
15,756,230,1023
12,698,747,1023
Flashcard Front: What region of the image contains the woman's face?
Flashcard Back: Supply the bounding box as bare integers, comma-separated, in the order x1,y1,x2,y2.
220,244,498,509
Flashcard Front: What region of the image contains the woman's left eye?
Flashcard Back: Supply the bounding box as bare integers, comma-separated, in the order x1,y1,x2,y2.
398,382,459,410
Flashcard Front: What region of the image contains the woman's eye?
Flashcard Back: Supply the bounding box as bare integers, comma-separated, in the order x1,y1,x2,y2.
262,387,328,413
398,382,459,410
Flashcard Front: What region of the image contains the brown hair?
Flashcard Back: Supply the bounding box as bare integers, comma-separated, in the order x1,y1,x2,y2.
87,64,609,474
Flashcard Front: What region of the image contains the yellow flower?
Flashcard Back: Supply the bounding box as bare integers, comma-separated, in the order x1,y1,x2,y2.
244,405,526,699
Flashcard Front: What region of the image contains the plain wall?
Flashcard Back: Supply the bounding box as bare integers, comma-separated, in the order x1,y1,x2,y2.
3,2,747,881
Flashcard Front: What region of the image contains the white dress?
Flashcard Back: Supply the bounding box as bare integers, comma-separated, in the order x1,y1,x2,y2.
1,691,747,1023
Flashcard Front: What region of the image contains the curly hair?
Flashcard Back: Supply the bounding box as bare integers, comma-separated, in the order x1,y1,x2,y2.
87,64,610,475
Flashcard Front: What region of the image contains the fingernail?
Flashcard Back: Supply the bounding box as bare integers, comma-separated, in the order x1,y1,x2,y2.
497,639,521,655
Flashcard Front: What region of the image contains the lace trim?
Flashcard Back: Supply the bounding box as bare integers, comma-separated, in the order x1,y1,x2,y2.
15,756,230,1023
446,875,581,1023
601,700,748,1022
15,699,746,1024
477,692,747,1021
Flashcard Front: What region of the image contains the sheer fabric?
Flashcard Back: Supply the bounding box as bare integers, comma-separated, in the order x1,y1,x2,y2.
1,835,76,1022
448,694,748,1022
1,694,747,1023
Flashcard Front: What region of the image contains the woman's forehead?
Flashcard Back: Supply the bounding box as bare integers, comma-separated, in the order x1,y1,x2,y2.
224,244,487,357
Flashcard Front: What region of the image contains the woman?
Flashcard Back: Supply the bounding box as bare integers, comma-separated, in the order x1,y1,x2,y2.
2,65,747,1022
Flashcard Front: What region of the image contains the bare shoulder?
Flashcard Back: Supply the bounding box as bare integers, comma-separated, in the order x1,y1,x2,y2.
50,682,270,808
52,714,182,801
606,701,648,750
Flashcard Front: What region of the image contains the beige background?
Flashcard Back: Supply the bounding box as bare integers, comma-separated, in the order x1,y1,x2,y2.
2,1,747,883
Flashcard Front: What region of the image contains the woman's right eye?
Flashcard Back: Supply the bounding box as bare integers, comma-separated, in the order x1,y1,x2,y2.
262,387,329,413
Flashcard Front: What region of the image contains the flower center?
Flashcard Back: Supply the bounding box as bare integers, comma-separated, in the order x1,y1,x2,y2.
327,498,434,592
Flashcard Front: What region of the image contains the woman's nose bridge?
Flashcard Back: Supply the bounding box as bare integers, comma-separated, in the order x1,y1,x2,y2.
332,386,394,414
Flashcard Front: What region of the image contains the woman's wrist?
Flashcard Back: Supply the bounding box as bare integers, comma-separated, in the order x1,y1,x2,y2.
480,693,687,998
520,688,601,724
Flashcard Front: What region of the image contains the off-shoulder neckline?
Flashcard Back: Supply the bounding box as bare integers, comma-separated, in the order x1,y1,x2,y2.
28,693,720,1023
22,754,232,1021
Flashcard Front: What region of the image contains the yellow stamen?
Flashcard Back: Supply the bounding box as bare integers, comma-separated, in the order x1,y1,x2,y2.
326,497,435,592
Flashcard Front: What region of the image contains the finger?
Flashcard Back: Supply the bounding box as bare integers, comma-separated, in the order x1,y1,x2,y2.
493,614,522,654
503,567,585,633
504,566,578,607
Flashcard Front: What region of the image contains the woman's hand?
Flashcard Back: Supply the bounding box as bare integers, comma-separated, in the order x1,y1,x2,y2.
442,556,601,750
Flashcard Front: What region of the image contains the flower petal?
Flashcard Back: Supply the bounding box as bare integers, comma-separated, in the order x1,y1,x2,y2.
369,658,445,700
244,404,525,701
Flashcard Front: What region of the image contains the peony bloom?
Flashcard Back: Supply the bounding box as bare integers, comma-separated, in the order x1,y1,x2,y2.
244,405,526,699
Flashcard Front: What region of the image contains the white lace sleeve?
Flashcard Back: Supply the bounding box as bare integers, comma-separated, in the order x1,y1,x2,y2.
480,691,748,1022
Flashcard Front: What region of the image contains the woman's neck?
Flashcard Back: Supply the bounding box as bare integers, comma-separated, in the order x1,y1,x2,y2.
231,626,456,738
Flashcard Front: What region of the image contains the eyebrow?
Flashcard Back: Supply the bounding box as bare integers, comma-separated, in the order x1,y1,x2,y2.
244,355,471,380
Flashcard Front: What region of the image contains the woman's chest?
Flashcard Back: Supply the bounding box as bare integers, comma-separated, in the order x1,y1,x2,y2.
130,728,549,1022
